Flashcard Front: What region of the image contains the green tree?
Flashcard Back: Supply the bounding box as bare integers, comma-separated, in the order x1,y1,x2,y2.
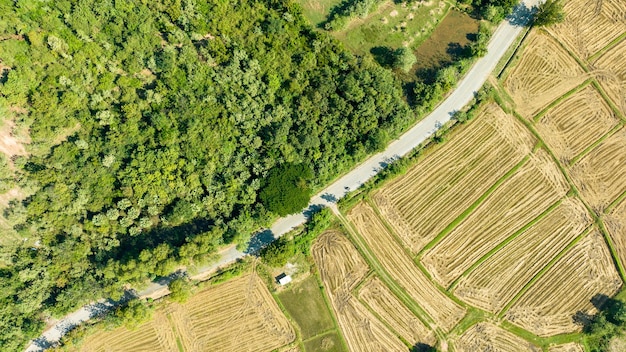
533,0,565,27
393,47,417,73
167,277,193,303
259,163,313,216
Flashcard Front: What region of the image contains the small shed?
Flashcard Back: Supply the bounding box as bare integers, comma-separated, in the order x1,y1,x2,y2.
276,273,292,286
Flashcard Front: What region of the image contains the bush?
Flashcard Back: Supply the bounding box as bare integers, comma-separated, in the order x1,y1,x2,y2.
168,277,193,303
393,47,417,73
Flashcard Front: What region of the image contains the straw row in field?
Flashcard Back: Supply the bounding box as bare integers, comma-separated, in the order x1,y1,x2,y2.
605,197,626,271
505,231,622,337
312,231,407,352
592,38,626,115
547,0,626,59
505,31,587,119
422,150,570,288
348,203,466,332
570,127,626,213
454,198,592,313
549,342,585,352
535,84,620,164
452,323,538,352
374,104,534,253
358,277,436,346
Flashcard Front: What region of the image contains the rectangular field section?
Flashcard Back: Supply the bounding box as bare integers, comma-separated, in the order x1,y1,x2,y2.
453,323,538,352
504,31,586,119
348,202,466,332
505,230,622,337
606,197,626,272
373,103,534,253
453,198,591,313
534,84,621,164
312,231,407,352
358,277,435,346
547,0,626,59
570,127,626,213
421,150,570,288
592,38,626,115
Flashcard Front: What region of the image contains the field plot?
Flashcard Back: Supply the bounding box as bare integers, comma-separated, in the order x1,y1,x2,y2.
592,38,626,115
454,198,591,313
452,323,539,352
79,311,179,352
504,31,587,119
534,84,620,163
605,197,626,271
505,231,622,336
570,127,626,213
421,150,570,288
81,273,295,352
548,342,584,352
358,277,435,346
348,203,466,332
303,331,346,352
312,231,407,352
547,0,626,59
373,104,534,253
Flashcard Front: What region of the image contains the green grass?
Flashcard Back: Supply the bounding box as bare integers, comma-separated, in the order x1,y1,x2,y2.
303,331,347,352
296,0,344,27
277,275,336,339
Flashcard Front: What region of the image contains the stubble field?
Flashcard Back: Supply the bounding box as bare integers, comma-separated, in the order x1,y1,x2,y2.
452,323,539,351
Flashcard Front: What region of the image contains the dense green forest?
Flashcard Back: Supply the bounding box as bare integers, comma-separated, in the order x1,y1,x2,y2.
0,0,416,349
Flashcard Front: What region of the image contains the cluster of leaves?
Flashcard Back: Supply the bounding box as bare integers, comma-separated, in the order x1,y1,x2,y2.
259,163,313,216
458,0,518,23
584,297,626,351
323,0,382,30
0,0,415,349
533,0,565,27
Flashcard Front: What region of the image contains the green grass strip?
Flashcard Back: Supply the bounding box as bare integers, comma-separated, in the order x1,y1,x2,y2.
569,123,623,166
448,198,564,291
498,226,592,317
531,79,593,123
590,80,626,122
417,155,531,257
605,189,626,215
587,32,626,62
165,313,186,352
495,25,532,79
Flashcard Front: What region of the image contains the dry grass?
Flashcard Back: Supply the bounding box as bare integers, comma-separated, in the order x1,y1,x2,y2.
592,38,626,115
605,197,626,270
452,323,540,351
0,119,27,160
374,104,534,253
421,149,570,288
454,198,592,313
80,273,294,352
348,203,466,332
358,277,436,346
535,85,620,164
505,231,622,336
312,231,407,352
570,127,626,213
549,342,584,352
504,31,587,119
547,0,626,59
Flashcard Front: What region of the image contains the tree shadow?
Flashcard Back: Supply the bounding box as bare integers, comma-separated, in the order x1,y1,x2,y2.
411,342,436,352
506,3,536,27
370,46,396,68
446,42,466,61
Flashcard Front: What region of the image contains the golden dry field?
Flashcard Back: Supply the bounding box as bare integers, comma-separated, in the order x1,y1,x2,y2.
534,84,620,163
452,323,539,351
504,31,587,119
591,38,626,115
373,103,535,253
79,273,295,352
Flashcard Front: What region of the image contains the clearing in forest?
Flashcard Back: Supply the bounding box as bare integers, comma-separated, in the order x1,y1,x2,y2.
421,149,570,288
534,84,620,164
348,202,466,332
312,231,408,352
453,198,591,313
452,323,539,352
373,103,534,253
504,31,586,119
79,273,295,352
591,38,626,115
547,0,626,60
569,127,626,213
505,231,622,337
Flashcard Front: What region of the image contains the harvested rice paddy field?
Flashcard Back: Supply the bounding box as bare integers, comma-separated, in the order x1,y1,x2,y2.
591,38,626,115
452,323,539,351
78,273,295,352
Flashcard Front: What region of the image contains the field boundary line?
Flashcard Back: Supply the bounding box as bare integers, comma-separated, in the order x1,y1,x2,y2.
300,329,341,344
605,190,626,215
495,25,532,79
542,28,589,73
336,213,440,334
417,155,531,257
531,79,593,123
165,312,186,352
498,225,593,317
587,32,626,62
568,123,623,166
448,198,564,291
589,80,626,122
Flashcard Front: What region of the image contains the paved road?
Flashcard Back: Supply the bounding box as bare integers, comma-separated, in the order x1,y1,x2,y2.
25,2,537,350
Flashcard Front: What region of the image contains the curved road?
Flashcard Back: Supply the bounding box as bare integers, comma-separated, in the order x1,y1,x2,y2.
26,2,537,350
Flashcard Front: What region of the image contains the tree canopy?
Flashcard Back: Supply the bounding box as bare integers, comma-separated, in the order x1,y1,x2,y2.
259,163,313,216
533,0,565,27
